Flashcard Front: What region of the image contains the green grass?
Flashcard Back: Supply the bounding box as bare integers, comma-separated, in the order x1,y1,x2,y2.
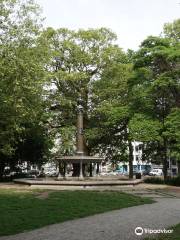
0,189,154,236
144,223,180,240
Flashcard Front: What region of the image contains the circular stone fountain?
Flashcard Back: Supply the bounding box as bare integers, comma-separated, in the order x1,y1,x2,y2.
14,101,143,188
56,103,104,180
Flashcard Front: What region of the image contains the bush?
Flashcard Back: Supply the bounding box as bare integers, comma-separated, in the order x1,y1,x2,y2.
144,177,165,184
135,173,142,179
144,176,180,186
11,173,29,179
165,176,180,186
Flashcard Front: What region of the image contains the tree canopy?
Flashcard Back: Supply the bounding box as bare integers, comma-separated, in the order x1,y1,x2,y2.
0,0,179,178
0,0,51,176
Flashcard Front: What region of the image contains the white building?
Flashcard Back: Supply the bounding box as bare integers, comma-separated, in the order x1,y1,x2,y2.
115,141,151,174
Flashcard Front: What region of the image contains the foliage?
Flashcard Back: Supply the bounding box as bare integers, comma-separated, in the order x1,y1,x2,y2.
129,114,161,142
164,108,180,160
163,19,180,42
144,176,180,186
0,0,51,176
87,58,132,162
129,24,180,178
39,27,124,156
14,123,52,167
144,177,165,184
166,176,180,186
0,2,179,179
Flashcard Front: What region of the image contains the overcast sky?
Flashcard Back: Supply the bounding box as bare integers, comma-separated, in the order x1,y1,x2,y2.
37,0,180,51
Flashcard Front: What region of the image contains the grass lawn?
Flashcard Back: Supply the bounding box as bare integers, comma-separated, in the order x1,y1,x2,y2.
144,223,180,240
0,189,154,236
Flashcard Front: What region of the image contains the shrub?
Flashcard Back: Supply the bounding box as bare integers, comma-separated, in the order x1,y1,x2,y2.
135,173,142,179
144,176,180,186
144,177,165,184
165,176,180,186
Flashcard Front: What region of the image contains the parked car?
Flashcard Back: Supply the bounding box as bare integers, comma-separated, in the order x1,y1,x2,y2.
100,171,118,176
141,170,151,176
149,169,163,176
45,170,58,177
134,169,151,176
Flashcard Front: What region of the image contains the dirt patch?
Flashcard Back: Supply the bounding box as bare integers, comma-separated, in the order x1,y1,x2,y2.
35,191,51,199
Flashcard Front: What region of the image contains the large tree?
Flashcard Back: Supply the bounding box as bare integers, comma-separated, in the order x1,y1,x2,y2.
39,27,123,154
0,0,50,177
128,19,180,179
87,57,134,178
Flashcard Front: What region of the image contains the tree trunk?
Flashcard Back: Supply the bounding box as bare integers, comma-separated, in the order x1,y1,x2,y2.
128,141,134,179
162,138,168,180
163,158,168,180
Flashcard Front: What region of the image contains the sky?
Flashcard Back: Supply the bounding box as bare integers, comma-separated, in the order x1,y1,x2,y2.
36,0,180,51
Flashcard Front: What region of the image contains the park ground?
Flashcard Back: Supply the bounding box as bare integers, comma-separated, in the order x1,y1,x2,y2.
0,183,180,240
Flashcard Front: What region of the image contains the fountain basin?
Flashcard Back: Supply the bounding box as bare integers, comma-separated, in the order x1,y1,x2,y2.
14,178,143,187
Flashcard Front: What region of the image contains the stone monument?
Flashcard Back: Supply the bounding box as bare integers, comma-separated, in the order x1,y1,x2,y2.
57,100,104,179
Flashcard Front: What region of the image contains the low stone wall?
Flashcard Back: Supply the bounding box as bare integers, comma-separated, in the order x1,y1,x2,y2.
14,178,143,187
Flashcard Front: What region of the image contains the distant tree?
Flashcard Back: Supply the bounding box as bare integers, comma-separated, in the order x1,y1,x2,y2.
163,18,180,42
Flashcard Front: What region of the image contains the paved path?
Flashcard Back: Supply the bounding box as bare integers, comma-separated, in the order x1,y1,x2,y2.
1,195,180,240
